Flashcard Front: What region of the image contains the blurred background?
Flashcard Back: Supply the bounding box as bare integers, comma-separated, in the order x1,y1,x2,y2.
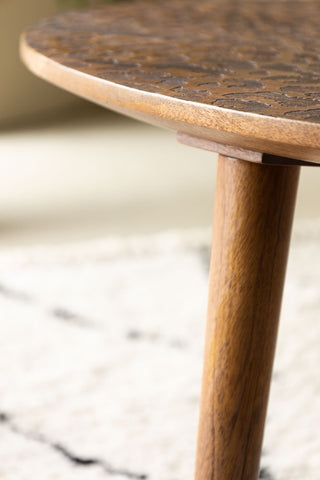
0,2,320,480
1,0,320,247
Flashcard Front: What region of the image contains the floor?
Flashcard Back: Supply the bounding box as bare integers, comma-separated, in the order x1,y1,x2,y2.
1,105,319,480
1,103,320,247
0,225,319,480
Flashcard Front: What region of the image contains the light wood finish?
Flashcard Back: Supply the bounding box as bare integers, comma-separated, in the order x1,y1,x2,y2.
196,155,300,480
20,0,320,164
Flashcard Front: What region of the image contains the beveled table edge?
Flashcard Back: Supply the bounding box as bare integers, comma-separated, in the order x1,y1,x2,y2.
20,34,320,165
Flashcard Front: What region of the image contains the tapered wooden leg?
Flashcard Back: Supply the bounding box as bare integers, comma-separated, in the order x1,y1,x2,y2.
195,155,300,480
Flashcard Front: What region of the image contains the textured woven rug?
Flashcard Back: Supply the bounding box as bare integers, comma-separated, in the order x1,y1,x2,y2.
0,223,319,480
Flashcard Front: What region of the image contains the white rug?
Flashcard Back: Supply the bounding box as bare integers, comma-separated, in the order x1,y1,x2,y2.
0,224,319,480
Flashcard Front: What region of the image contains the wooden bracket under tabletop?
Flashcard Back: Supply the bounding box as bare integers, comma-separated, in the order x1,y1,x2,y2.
178,132,320,166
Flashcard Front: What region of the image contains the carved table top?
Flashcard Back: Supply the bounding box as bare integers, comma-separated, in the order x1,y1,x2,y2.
21,0,320,163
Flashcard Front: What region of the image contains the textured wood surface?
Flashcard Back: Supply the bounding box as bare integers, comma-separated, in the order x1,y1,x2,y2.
21,0,320,163
196,156,300,480
20,5,307,479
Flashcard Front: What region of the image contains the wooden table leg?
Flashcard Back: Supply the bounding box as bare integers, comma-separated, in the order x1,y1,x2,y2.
195,154,300,480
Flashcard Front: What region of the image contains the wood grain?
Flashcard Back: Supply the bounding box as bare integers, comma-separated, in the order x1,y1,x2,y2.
19,4,308,478
20,0,320,164
178,132,320,166
196,155,300,480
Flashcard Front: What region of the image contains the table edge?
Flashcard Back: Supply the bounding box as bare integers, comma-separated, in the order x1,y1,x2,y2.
20,34,320,164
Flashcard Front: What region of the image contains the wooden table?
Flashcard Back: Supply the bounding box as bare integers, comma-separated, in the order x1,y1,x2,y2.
20,1,320,479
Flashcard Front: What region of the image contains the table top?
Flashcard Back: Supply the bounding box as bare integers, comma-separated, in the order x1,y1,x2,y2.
21,0,320,163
